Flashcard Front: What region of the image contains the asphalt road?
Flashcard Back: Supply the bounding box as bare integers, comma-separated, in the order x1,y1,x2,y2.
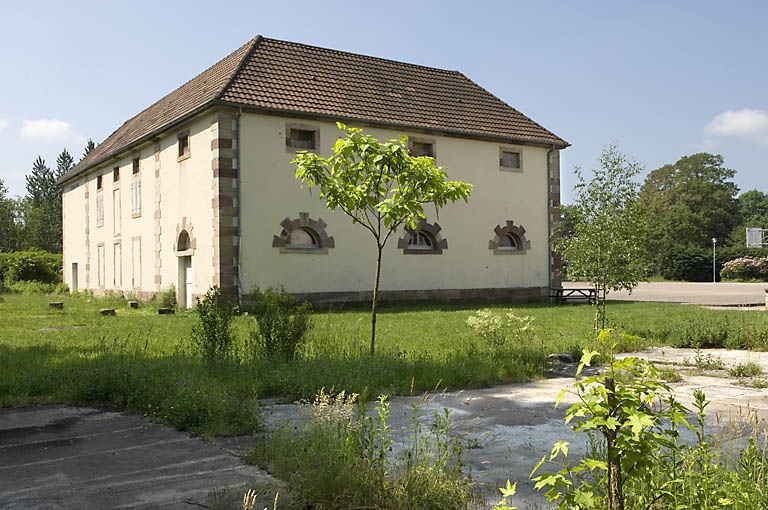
565,281,768,306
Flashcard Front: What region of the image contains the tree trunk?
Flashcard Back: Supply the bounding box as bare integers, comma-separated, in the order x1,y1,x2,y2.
593,283,600,332
605,377,624,510
370,244,383,355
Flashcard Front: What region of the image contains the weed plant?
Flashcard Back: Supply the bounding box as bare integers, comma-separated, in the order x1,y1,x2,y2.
249,390,476,509
191,286,237,359
248,287,312,360
533,332,768,509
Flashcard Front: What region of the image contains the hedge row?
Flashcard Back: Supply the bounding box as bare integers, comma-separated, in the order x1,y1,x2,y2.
0,250,63,285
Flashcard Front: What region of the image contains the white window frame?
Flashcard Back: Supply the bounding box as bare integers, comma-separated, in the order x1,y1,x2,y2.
96,192,104,227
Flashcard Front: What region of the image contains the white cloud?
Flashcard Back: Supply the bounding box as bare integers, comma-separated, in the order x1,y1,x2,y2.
0,119,8,131
20,118,84,143
704,108,768,146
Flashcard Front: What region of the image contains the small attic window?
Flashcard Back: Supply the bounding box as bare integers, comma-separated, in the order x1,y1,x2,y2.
178,130,190,161
500,148,522,171
113,167,119,182
409,138,436,158
286,125,318,151
132,158,140,175
96,174,103,190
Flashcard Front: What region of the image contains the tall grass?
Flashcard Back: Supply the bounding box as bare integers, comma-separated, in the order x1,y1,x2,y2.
4,293,768,436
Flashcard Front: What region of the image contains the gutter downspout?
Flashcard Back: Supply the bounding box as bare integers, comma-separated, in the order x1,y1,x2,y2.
236,106,243,304
547,144,555,302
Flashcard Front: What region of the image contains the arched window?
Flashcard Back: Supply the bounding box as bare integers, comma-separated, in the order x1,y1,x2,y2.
489,221,530,255
287,228,320,249
409,231,435,250
273,213,334,253
398,220,447,254
177,230,191,252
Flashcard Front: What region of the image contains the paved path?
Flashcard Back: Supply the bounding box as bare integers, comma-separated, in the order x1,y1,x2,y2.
565,281,768,306
0,406,275,509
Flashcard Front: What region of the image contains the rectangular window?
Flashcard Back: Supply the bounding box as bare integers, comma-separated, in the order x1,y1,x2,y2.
132,236,141,290
97,243,105,288
113,242,122,289
499,148,523,171
132,158,140,175
131,180,141,217
96,193,104,227
409,138,436,158
113,188,121,235
177,130,190,160
113,166,120,182
96,174,103,190
285,125,318,151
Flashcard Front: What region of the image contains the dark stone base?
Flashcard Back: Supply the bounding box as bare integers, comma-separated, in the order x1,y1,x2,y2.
247,286,548,307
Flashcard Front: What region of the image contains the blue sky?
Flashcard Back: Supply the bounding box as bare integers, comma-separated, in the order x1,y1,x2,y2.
1,1,766,204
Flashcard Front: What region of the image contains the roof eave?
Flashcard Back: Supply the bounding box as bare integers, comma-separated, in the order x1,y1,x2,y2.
219,101,570,149
58,101,233,186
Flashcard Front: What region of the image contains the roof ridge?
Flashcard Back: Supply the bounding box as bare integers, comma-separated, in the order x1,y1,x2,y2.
258,36,463,76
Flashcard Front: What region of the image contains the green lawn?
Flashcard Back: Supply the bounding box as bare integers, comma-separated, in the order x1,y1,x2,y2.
3,292,768,436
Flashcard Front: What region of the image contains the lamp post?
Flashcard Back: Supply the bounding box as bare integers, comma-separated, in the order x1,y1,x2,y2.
712,237,717,283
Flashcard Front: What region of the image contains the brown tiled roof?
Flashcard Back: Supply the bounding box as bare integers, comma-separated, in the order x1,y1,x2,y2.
62,36,568,183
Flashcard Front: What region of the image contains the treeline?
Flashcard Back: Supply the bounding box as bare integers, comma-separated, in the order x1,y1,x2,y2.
0,140,95,253
561,152,768,281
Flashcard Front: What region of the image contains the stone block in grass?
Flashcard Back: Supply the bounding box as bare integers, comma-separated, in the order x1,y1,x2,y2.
100,308,116,316
158,307,175,315
49,301,64,310
128,301,139,309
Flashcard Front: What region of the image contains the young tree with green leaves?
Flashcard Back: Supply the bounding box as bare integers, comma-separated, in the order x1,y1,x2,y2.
293,123,472,354
554,144,645,330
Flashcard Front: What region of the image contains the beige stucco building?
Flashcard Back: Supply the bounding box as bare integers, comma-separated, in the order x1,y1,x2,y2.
59,36,568,307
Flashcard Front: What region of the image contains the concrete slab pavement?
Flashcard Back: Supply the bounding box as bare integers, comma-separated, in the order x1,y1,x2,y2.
0,406,275,510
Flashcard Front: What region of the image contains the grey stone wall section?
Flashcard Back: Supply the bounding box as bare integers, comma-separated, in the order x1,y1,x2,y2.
549,150,562,288
210,109,239,297
154,142,163,289
248,286,548,307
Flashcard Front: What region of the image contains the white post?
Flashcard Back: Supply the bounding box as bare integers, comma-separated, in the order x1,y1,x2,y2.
712,237,717,283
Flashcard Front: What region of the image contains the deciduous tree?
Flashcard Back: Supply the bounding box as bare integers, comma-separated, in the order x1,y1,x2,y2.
293,123,472,354
638,153,740,278
554,144,645,330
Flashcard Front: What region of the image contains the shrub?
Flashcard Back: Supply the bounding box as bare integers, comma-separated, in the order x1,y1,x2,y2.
721,256,768,281
660,246,713,282
191,286,236,359
466,308,535,350
158,286,177,309
248,287,312,360
0,250,62,286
